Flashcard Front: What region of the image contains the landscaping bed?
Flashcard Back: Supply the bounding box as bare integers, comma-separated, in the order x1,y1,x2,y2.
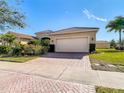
90,49,124,72
0,56,39,63
96,86,124,93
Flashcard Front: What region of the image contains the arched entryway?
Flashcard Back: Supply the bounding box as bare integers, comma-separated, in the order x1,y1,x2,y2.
41,37,55,52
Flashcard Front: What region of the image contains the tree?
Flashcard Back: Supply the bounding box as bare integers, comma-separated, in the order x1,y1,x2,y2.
121,39,124,48
110,39,116,48
106,16,124,49
0,0,26,32
41,39,50,46
28,39,41,45
117,38,124,48
0,33,16,45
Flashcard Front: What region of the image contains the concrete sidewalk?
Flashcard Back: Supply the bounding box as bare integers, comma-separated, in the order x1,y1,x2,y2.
60,70,124,89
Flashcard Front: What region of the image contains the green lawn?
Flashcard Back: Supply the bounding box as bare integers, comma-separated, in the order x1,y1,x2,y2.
90,49,124,66
96,86,124,93
0,56,39,63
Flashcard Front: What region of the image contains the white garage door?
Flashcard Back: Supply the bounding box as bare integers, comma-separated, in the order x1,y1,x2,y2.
56,37,89,52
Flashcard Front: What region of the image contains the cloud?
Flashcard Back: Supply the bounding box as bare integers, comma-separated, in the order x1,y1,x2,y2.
83,8,107,22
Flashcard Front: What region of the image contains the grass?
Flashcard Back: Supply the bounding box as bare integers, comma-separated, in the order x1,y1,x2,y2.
0,56,39,63
90,48,124,66
96,86,124,93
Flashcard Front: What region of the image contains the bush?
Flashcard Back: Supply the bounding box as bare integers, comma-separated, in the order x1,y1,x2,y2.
41,46,49,54
0,43,48,56
33,45,43,55
0,45,12,54
41,39,50,46
110,39,117,48
89,44,96,53
22,45,34,55
23,45,44,56
115,46,124,50
28,39,41,45
11,45,23,56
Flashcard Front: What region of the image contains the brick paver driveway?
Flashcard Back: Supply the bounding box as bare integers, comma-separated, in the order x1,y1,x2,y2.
0,70,95,93
0,53,96,93
25,52,92,79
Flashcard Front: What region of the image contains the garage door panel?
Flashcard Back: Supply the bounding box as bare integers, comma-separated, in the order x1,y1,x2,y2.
56,37,89,52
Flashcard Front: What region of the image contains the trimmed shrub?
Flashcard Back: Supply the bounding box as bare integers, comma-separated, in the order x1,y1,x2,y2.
0,43,47,56
22,45,34,55
41,39,50,46
33,45,43,55
23,45,44,56
89,44,96,53
0,45,12,54
11,46,22,56
42,46,49,54
28,39,41,45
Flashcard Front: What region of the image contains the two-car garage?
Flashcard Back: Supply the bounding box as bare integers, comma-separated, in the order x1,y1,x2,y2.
55,37,89,52
50,27,99,53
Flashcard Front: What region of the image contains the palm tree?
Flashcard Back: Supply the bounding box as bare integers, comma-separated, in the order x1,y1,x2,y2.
106,16,124,49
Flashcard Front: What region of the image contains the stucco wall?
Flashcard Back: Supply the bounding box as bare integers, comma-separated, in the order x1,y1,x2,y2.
15,38,30,45
20,40,28,45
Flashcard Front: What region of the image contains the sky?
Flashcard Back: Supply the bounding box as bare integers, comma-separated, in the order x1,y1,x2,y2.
13,0,124,41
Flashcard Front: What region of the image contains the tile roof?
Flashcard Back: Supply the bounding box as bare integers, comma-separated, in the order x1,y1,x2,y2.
55,27,99,32
35,27,99,35
35,30,53,34
8,31,35,40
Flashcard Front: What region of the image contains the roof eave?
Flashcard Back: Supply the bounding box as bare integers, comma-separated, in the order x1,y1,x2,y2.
52,29,99,35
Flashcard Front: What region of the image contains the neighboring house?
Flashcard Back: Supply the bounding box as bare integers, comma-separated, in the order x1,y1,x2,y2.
96,41,110,48
35,27,99,53
8,31,35,44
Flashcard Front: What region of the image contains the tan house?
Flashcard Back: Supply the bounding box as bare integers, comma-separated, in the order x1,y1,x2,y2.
8,31,35,44
96,41,110,48
35,27,99,53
